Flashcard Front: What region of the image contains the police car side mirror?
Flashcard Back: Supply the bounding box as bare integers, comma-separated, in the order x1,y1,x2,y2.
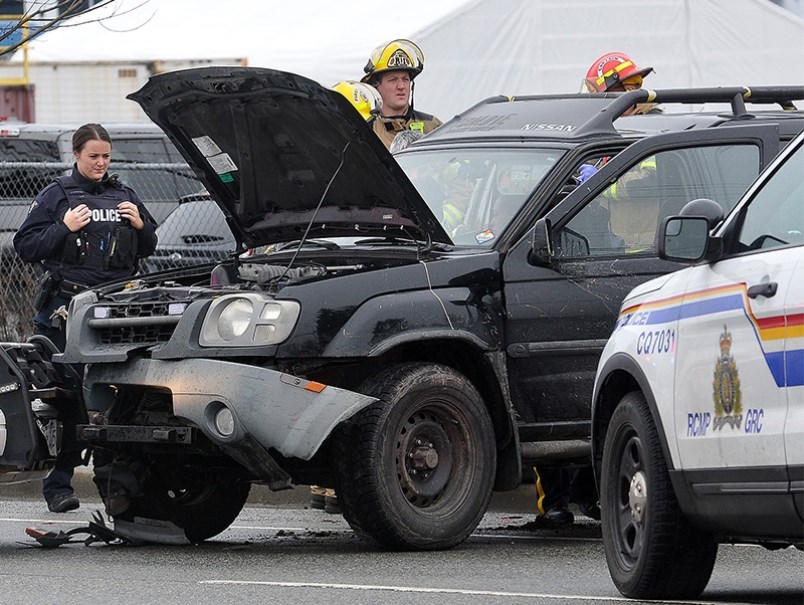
658,216,723,263
528,217,553,266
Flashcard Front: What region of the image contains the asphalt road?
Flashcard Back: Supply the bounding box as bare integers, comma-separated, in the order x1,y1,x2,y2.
0,498,801,605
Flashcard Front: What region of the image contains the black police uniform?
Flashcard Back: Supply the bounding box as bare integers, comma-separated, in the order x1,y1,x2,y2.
13,166,157,505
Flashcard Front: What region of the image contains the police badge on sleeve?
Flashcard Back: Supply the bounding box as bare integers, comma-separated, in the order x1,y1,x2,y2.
712,325,742,430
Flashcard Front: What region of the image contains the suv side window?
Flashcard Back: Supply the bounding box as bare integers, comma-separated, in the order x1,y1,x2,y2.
111,138,199,207
738,141,804,251
559,144,760,257
0,139,61,198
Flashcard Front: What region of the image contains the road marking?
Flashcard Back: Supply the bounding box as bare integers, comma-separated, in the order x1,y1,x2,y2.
0,518,82,525
228,524,313,532
475,532,602,543
200,579,736,604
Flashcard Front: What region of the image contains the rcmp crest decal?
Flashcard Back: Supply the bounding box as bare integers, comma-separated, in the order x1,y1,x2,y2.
712,325,742,430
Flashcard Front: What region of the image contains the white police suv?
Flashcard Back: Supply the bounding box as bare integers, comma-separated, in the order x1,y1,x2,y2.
1,337,81,487
591,129,804,600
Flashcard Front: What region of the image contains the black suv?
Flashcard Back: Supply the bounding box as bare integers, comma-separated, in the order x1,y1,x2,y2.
59,67,804,549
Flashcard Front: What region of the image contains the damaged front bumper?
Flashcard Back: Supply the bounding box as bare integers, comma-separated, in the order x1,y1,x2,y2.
81,358,376,481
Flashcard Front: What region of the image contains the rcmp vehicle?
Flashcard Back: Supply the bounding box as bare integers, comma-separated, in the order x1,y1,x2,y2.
591,129,804,599
56,66,804,549
1,338,81,487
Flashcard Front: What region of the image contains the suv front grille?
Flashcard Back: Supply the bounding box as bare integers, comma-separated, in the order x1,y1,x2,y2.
88,301,187,346
107,301,176,319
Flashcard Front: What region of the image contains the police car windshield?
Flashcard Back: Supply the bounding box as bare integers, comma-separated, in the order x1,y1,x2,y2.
396,148,564,246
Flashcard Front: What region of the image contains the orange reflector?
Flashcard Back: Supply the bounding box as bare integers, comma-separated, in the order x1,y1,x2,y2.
304,381,326,393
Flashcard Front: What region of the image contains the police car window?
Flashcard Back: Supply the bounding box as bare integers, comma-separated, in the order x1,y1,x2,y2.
557,143,760,258
395,149,564,246
739,141,804,251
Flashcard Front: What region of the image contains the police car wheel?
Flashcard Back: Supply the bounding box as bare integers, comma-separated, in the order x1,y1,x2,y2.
335,362,496,551
600,391,718,600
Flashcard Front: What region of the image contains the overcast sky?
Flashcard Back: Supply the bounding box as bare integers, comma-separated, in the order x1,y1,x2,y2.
23,0,473,85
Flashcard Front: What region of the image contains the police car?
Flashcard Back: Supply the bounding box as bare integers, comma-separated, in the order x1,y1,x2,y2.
591,129,804,599
0,338,81,486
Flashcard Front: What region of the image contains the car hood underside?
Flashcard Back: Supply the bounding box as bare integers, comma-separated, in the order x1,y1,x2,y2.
127,66,450,248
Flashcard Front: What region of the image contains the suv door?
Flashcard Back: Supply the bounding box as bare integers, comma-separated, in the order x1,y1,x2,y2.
787,255,804,523
502,124,779,438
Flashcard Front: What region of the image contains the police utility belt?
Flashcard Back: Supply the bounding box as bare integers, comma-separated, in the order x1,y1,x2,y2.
33,272,88,312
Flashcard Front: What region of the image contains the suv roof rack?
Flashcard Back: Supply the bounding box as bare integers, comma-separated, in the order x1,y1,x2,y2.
429,86,804,143
575,86,804,136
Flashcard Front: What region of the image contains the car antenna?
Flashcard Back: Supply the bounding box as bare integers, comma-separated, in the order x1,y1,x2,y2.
275,140,353,284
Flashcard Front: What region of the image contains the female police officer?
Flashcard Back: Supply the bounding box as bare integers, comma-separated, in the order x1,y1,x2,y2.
13,123,158,512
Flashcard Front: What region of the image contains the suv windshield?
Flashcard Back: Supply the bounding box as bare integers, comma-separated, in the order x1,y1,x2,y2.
396,149,564,246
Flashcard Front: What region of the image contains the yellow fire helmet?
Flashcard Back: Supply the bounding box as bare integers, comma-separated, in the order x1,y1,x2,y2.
362,39,425,84
332,80,383,121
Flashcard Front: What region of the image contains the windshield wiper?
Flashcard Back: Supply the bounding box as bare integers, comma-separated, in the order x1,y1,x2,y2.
354,236,452,251
276,238,341,251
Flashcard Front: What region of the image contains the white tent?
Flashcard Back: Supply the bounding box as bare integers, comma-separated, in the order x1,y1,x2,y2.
412,0,804,120
8,0,804,122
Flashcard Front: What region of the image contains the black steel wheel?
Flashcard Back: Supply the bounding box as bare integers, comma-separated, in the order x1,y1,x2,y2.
335,363,496,550
601,391,717,599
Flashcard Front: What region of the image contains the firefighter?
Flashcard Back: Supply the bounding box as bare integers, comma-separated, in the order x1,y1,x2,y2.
581,51,659,116
308,83,385,515
582,51,654,94
331,80,383,121
530,53,660,527
361,38,442,149
13,123,158,513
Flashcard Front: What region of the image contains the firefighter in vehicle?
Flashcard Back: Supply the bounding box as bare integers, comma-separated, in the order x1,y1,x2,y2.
13,123,158,513
532,52,660,526
361,38,442,149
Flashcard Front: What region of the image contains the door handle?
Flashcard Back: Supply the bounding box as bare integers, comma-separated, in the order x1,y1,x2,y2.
747,282,778,299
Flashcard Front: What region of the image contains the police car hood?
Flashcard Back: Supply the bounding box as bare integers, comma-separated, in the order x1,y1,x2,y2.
621,271,685,307
127,66,450,248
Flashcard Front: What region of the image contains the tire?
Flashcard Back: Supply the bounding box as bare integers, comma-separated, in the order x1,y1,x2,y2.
600,391,717,599
335,363,496,551
102,458,251,544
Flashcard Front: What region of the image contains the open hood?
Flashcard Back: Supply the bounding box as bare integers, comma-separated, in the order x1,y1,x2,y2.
128,66,450,248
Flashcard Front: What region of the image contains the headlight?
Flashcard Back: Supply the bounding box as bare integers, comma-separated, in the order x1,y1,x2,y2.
199,293,300,347
217,298,253,341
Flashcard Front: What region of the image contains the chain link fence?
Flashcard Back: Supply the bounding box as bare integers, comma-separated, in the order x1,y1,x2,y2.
0,161,237,341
